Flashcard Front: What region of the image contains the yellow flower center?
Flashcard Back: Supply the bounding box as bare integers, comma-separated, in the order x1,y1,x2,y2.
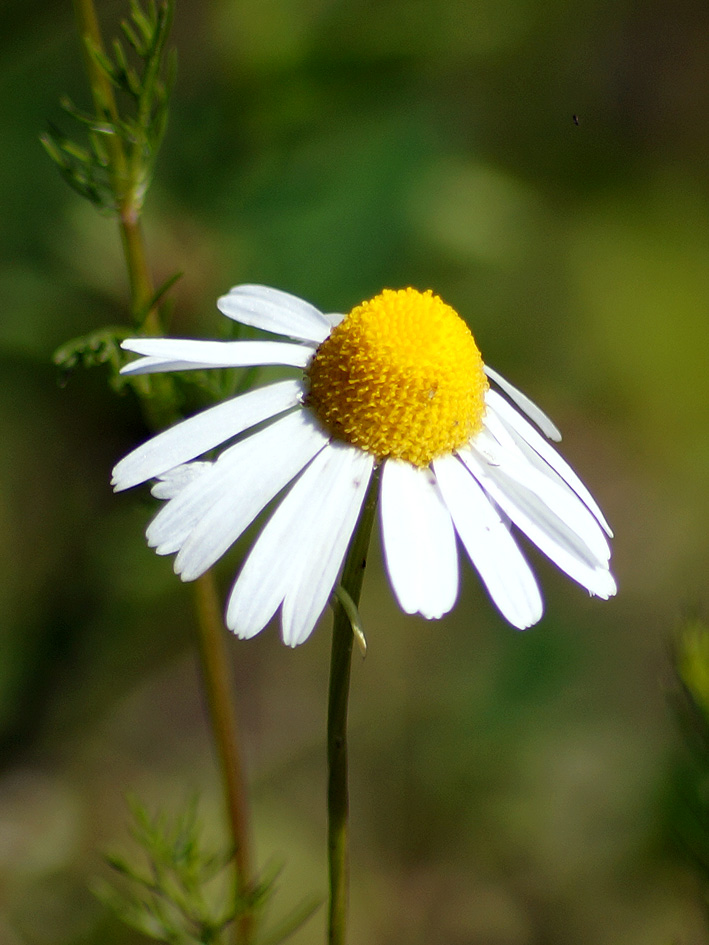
305,288,488,467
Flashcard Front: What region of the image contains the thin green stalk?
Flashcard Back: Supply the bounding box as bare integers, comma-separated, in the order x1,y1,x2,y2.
120,214,161,332
72,0,159,330
71,0,126,177
193,572,254,944
327,468,381,945
71,3,255,940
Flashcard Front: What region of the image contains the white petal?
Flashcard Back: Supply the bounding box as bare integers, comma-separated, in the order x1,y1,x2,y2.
484,366,562,441
216,284,332,344
112,379,303,490
175,412,329,581
151,462,213,500
324,312,346,328
484,388,613,536
380,460,459,620
433,454,543,629
146,410,327,559
227,442,367,642
120,338,313,375
473,424,611,564
460,446,617,598
281,446,374,647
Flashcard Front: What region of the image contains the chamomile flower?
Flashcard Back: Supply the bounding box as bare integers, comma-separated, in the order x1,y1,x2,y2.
112,285,616,646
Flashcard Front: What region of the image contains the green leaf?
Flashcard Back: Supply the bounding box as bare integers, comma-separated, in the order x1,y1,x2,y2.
333,585,367,656
45,0,176,216
53,327,132,390
121,18,145,57
40,125,114,209
97,798,320,944
129,0,156,51
144,270,183,318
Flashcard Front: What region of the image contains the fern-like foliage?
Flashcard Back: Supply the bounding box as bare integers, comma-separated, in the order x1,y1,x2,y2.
41,0,176,214
96,800,321,945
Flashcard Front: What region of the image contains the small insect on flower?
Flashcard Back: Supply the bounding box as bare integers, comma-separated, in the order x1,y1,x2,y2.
113,285,616,646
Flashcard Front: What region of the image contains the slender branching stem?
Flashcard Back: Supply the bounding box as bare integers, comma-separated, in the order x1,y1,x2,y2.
327,469,381,945
193,572,255,944
70,2,254,941
71,0,126,177
71,0,160,331
119,211,162,333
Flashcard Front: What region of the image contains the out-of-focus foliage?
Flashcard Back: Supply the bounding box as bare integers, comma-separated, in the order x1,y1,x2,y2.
2,0,709,943
97,799,245,943
95,799,320,944
671,619,709,909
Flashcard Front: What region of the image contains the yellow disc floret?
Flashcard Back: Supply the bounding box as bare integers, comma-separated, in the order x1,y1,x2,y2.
305,287,488,467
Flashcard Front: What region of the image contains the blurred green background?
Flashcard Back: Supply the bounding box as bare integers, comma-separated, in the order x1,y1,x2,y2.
2,0,709,942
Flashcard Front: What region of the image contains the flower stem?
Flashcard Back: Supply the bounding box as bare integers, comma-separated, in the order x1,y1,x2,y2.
70,3,255,940
327,468,381,945
193,572,254,944
71,0,160,332
71,0,126,176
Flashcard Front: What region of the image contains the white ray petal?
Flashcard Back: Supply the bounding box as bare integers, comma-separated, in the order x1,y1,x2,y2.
175,413,329,581
380,459,459,620
281,446,374,647
460,447,617,598
146,410,327,558
112,379,303,490
226,443,357,641
120,338,313,375
216,284,332,344
433,454,543,629
472,425,610,563
484,388,613,536
151,462,213,500
324,312,346,328
484,366,562,441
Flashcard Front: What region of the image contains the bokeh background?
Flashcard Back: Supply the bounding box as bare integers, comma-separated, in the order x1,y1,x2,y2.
2,0,709,942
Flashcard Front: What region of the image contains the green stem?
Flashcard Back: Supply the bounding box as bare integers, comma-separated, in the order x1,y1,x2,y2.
71,3,254,941
327,468,381,945
193,573,254,945
119,206,161,331
71,0,126,178
71,0,159,330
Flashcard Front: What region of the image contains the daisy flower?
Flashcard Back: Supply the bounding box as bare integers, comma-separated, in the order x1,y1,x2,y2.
112,285,616,646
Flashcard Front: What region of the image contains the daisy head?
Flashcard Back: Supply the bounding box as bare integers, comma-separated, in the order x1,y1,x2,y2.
112,285,616,646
